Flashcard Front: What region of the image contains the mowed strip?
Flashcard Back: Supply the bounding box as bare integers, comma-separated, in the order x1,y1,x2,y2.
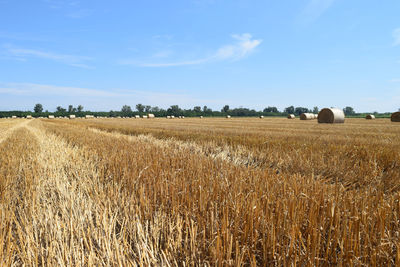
40,119,400,265
70,119,400,193
26,120,177,266
0,127,40,265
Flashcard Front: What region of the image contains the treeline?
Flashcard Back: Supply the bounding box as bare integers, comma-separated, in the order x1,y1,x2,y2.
0,103,395,118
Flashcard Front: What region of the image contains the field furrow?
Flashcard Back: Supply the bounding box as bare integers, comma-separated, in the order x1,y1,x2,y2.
36,118,400,265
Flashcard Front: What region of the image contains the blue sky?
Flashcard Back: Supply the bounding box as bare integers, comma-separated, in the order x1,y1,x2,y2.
0,0,399,112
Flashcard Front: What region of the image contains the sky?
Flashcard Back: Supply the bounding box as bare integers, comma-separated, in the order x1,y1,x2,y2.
0,0,400,112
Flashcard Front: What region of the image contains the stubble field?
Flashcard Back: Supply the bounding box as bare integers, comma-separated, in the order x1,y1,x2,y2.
0,117,399,266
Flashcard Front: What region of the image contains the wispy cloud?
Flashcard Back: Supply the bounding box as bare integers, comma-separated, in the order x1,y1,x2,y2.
393,28,400,46
5,47,93,68
0,82,217,110
298,0,335,25
389,78,400,83
121,33,262,67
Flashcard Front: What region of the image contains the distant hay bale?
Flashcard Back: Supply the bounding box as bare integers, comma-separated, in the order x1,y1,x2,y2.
171,115,175,119
391,112,400,122
180,116,185,119
366,114,375,120
300,113,316,120
287,114,295,119
12,116,17,119
226,115,231,118
26,115,32,119
85,115,94,119
142,115,148,118
148,114,155,118
135,115,140,118
48,115,55,119
318,108,345,123
69,115,76,119
259,115,264,118
166,116,171,119
200,116,203,118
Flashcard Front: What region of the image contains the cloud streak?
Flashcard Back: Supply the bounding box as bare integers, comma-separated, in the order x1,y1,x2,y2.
121,33,262,67
5,47,93,68
298,0,335,25
393,28,400,46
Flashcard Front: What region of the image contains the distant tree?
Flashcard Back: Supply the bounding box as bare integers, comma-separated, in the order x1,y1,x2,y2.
136,103,144,113
203,106,208,112
263,106,278,113
294,107,310,115
145,105,151,112
284,106,295,114
222,105,230,113
77,105,84,112
121,105,132,114
313,106,319,114
150,106,160,112
56,106,66,112
34,103,43,113
193,106,201,113
68,105,77,113
343,106,355,115
167,105,182,116
109,110,117,117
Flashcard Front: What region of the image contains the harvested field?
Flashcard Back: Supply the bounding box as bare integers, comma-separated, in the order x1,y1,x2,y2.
0,117,400,265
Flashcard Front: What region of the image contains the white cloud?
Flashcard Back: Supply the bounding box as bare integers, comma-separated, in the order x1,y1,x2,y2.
393,28,400,46
122,33,262,67
5,47,92,68
0,82,216,110
389,78,400,83
298,0,335,25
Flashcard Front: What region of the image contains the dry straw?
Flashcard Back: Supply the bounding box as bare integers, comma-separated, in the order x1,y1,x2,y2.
391,112,400,122
318,108,345,123
366,114,375,120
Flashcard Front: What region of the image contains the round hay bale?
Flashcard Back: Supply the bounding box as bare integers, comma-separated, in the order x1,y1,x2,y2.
142,115,148,118
366,114,375,120
148,114,155,118
69,115,76,119
26,115,32,119
171,115,175,119
135,115,140,118
318,108,345,123
48,115,55,119
287,114,295,119
391,112,400,122
199,116,203,118
259,115,264,118
300,113,314,120
166,116,171,119
85,115,94,119
226,115,231,118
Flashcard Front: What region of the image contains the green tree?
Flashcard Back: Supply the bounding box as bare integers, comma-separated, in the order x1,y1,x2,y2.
136,103,144,113
284,106,295,114
193,106,201,113
56,106,66,112
77,105,84,112
343,106,355,115
34,103,43,113
68,105,77,113
263,106,278,113
145,105,151,112
313,106,319,114
222,105,230,113
121,105,132,115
